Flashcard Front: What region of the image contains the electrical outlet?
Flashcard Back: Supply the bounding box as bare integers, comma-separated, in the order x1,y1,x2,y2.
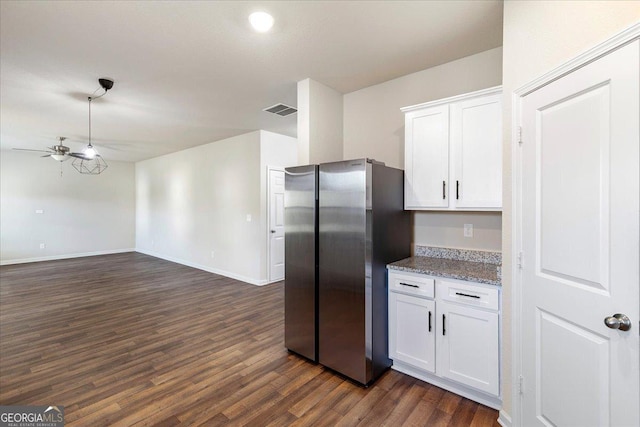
39,243,46,249
464,224,473,238
210,251,215,259
246,214,252,222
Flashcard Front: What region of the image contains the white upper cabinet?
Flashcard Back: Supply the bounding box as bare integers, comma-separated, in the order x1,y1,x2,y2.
404,105,450,208
451,94,502,208
402,87,502,211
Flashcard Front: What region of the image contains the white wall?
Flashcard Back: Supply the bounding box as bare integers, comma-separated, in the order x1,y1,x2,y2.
0,150,135,264
501,2,640,420
343,48,503,252
344,47,503,169
297,79,311,165
135,130,297,285
414,211,502,251
297,78,344,165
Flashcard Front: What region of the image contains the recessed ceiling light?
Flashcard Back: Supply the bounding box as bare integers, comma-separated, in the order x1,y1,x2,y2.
249,11,274,33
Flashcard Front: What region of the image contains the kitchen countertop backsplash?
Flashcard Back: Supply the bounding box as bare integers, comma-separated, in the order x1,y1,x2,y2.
388,245,502,286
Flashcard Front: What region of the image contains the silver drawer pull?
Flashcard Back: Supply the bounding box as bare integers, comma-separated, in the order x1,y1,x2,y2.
399,282,419,288
455,292,480,299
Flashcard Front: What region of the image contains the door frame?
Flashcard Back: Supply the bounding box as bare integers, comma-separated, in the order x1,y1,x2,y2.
510,23,640,427
267,165,285,283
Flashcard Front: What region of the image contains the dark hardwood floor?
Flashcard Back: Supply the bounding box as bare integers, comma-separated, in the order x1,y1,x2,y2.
0,253,499,426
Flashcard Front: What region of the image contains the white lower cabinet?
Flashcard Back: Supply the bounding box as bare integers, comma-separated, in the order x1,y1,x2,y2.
389,292,436,373
388,270,501,409
436,300,499,395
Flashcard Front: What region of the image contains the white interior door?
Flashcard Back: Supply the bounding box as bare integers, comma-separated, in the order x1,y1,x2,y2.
519,40,639,426
268,168,285,281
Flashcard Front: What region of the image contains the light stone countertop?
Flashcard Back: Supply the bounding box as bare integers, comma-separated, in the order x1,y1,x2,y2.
388,247,502,286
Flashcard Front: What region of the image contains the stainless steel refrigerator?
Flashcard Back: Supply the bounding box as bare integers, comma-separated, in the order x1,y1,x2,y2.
284,159,410,385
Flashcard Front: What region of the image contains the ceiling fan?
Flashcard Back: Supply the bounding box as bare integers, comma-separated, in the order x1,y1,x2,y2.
12,136,93,162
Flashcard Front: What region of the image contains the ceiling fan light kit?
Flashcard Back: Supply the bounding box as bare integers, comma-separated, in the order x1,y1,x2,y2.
13,136,76,162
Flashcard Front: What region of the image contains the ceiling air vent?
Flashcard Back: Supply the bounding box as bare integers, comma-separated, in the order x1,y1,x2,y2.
263,103,297,117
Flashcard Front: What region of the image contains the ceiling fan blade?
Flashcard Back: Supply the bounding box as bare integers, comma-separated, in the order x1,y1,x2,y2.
69,152,90,160
12,148,53,153
41,154,53,158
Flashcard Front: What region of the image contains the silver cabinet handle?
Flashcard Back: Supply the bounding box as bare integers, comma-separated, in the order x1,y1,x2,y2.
604,313,631,331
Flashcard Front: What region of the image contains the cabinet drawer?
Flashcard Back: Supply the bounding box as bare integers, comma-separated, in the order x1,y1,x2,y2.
389,271,435,299
437,279,499,311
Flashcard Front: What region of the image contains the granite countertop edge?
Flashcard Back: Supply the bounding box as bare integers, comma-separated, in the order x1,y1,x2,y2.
388,256,502,287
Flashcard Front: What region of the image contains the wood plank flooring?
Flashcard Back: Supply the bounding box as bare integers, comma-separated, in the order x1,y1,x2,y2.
0,253,500,426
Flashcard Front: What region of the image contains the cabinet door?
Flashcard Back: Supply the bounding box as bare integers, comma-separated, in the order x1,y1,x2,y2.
436,300,499,395
450,94,502,209
404,105,449,209
389,292,436,373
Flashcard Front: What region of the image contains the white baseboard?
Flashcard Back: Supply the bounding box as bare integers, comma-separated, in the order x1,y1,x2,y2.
498,410,512,427
135,248,269,286
0,248,136,266
391,361,502,410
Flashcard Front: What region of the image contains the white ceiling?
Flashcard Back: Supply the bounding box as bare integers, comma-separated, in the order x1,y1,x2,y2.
0,1,503,162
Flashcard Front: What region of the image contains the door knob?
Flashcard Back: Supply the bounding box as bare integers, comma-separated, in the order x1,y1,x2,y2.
270,230,276,233
604,313,631,331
